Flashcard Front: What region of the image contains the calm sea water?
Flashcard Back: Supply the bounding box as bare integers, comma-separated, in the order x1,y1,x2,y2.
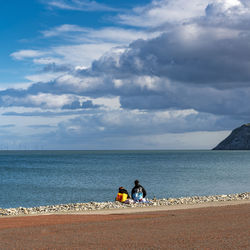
0,150,249,208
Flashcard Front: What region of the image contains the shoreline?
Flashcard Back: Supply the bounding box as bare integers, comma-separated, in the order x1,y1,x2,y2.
1,192,249,217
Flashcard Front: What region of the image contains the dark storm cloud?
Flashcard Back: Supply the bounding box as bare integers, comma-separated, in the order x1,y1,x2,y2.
119,84,250,117
62,100,100,109
87,30,250,87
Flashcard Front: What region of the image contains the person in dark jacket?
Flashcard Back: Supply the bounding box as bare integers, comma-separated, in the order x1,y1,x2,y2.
131,180,146,201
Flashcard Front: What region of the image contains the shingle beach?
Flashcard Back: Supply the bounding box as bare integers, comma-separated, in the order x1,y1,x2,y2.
1,192,249,216
0,196,249,249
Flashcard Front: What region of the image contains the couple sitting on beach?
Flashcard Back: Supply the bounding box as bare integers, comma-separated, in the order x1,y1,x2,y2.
116,180,147,203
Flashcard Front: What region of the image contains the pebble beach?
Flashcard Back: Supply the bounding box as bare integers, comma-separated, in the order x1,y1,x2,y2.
1,192,249,217
0,197,249,249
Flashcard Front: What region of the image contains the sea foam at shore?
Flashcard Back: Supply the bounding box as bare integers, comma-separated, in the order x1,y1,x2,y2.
0,192,249,217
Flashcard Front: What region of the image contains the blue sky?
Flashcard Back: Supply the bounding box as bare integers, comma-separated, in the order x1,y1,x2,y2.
0,0,249,149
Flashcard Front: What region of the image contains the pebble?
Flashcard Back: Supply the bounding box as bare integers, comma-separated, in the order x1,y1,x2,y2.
0,192,249,217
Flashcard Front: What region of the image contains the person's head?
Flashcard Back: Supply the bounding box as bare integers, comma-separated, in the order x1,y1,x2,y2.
134,180,139,186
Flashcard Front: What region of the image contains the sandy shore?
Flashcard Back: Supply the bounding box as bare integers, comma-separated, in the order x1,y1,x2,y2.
0,200,249,249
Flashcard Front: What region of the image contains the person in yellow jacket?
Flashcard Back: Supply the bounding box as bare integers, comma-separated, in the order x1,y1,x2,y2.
115,186,130,203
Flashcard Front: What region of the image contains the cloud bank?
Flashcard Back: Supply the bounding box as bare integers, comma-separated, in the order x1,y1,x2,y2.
3,0,250,149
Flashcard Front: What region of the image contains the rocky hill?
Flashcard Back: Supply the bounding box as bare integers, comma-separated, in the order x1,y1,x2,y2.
213,124,250,150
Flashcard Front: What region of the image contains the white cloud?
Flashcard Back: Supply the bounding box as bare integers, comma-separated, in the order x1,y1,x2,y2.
91,97,120,110
222,0,242,9
55,74,102,92
52,43,119,67
1,93,76,109
48,0,79,10
0,82,32,90
33,57,63,65
47,0,117,12
11,50,47,60
27,93,73,108
118,0,208,28
41,24,87,38
209,0,242,13
12,43,122,71
80,27,160,43
41,24,159,44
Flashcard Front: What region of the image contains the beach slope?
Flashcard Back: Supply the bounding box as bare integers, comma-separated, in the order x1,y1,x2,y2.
0,202,249,249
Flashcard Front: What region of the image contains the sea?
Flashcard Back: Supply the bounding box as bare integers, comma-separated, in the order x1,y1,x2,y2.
0,150,249,209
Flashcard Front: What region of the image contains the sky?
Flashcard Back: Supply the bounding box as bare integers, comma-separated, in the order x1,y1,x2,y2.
0,0,249,150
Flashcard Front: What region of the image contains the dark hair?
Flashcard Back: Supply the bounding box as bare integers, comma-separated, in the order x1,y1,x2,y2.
134,180,139,185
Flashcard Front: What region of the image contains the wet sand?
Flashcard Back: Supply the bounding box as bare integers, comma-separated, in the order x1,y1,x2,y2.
0,203,249,249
